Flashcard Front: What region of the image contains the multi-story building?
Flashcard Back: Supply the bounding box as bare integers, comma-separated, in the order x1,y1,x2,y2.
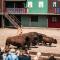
0,0,60,28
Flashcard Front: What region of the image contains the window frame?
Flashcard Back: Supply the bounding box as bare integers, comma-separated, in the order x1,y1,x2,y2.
38,1,44,8
52,17,57,22
28,1,33,8
52,1,57,8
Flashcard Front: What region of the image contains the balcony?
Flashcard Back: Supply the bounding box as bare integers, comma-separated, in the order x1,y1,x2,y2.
5,8,27,14
5,0,26,1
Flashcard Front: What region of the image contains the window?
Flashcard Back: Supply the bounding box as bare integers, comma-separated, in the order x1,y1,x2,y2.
28,1,32,8
6,1,14,8
53,2,56,7
31,16,38,22
15,2,24,8
39,1,44,8
52,17,57,22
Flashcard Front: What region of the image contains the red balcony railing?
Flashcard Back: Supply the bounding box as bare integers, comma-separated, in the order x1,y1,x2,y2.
5,8,27,14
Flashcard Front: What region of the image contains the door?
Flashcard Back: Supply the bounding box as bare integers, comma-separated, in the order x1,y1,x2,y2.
21,15,30,27
31,15,38,27
38,16,48,27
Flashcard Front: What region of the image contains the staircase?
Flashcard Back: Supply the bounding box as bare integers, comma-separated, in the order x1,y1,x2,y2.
4,14,20,28
4,14,23,35
9,14,21,27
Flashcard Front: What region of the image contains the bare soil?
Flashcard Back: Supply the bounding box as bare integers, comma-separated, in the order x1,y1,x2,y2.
0,28,60,54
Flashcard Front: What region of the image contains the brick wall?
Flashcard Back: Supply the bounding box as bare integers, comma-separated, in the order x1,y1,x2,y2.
0,0,5,13
0,0,2,13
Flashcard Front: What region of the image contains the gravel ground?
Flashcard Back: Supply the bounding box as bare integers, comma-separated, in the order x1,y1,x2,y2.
0,28,60,54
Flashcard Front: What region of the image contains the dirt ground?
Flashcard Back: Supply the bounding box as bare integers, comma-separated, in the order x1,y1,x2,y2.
0,28,60,54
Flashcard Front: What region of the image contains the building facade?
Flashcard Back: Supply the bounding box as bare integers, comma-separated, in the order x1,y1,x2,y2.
0,0,60,28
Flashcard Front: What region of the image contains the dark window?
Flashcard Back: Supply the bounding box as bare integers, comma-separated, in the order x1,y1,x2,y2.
15,2,25,8
31,16,38,22
52,17,57,22
5,1,14,8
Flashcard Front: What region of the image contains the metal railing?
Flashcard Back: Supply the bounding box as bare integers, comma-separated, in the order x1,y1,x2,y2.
6,8,27,14
5,0,26,1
